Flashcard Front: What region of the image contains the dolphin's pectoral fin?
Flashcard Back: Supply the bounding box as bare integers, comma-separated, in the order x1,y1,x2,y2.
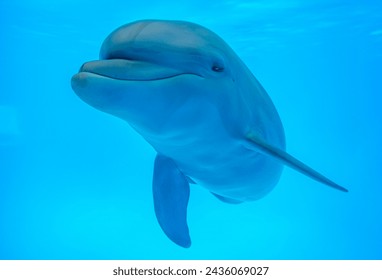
152,154,191,248
186,176,196,184
211,192,243,204
244,132,348,192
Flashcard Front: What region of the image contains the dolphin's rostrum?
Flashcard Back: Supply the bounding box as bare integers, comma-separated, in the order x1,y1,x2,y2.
71,20,347,248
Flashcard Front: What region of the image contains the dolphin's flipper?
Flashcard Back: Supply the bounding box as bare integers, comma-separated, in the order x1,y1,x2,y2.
152,154,191,248
245,132,348,192
211,192,243,204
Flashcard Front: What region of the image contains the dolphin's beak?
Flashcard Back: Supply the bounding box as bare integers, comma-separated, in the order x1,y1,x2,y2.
76,59,185,81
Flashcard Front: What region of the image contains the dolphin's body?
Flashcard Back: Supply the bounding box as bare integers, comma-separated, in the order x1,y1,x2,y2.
71,20,347,248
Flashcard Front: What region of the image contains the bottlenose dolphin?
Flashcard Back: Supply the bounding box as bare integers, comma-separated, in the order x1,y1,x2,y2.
71,20,347,248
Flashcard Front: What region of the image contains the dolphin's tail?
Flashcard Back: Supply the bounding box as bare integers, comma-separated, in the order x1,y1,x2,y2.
244,132,348,192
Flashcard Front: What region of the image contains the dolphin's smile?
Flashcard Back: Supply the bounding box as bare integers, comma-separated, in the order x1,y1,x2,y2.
77,58,200,82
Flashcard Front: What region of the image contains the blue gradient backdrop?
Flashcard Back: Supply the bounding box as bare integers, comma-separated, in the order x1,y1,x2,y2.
0,0,381,259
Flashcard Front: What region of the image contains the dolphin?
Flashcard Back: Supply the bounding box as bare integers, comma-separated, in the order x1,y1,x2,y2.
71,20,347,248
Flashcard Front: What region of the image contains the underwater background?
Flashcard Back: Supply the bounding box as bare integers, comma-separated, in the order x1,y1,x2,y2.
0,0,381,259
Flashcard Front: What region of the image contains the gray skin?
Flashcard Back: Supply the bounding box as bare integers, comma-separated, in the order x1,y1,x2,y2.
71,20,347,248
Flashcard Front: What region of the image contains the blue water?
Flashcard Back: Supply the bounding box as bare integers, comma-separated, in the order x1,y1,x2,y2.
1,0,381,259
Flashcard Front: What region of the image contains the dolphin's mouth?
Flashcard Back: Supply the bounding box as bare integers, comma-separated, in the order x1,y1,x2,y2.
78,59,196,81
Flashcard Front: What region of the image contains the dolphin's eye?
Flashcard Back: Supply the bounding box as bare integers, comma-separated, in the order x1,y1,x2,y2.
211,65,224,72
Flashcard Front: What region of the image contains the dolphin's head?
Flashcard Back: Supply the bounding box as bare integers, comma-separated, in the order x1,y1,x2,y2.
71,20,241,136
